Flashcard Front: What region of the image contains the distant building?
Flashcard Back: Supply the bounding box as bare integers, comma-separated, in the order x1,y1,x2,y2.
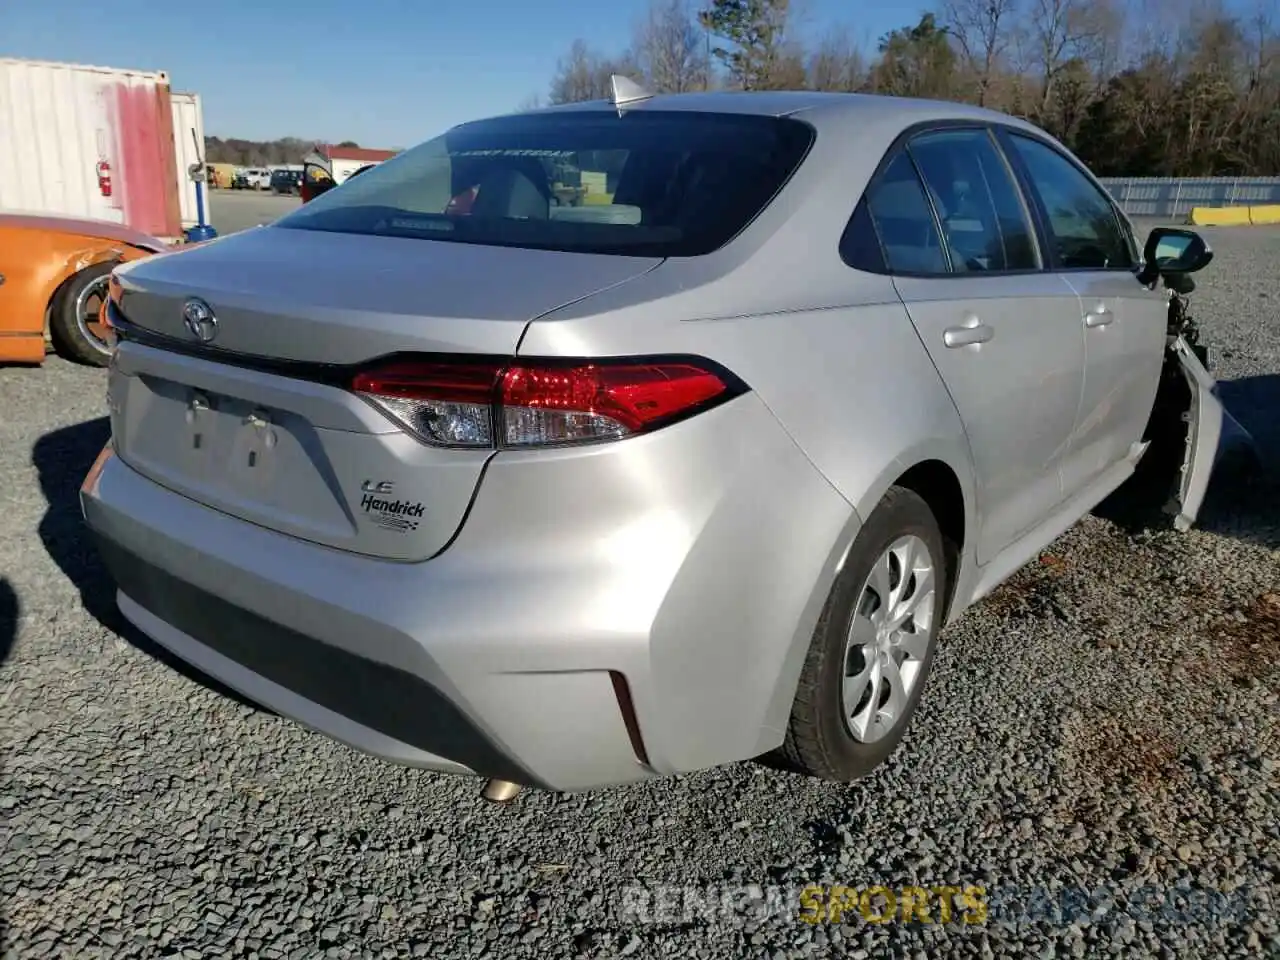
304,144,400,183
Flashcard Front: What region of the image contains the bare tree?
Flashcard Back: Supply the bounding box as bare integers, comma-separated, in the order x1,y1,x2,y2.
1022,0,1123,116
808,26,866,91
549,40,644,104
1239,3,1280,123
537,0,1280,176
940,0,1020,105
549,40,606,104
1084,0,1126,80
770,42,812,89
1124,0,1194,64
634,0,711,92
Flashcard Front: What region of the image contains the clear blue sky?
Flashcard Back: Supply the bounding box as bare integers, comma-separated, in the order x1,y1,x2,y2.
0,0,928,148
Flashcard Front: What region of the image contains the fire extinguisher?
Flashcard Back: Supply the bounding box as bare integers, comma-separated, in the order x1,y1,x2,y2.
96,159,113,198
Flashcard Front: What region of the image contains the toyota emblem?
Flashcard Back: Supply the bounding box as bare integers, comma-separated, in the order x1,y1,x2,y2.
182,298,218,343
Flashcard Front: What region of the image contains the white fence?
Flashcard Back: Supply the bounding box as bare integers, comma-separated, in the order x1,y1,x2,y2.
1098,177,1280,219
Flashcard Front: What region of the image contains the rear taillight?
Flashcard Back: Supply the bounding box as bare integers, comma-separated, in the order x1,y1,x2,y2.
351,356,744,449
351,361,500,447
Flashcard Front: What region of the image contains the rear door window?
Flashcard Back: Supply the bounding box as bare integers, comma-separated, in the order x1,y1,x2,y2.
274,111,815,257
907,128,1040,272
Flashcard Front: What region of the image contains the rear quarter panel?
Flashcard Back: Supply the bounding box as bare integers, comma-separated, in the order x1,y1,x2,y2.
0,224,152,363
520,267,978,761
517,100,981,559
521,279,978,561
513,103,999,658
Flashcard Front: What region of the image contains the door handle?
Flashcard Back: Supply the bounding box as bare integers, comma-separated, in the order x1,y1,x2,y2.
943,321,994,348
1084,305,1113,327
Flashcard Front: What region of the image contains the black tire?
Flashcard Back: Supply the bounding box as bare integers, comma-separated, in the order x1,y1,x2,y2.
49,261,116,367
774,486,951,782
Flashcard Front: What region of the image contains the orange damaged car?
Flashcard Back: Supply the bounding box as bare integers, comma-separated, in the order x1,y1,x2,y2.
0,213,170,367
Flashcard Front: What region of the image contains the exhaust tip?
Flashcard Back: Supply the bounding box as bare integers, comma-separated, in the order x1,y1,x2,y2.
481,779,522,804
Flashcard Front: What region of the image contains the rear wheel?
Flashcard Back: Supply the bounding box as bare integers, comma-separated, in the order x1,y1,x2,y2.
49,262,115,367
776,486,950,781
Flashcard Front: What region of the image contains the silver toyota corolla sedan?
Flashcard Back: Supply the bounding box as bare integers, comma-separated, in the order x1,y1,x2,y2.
81,81,1225,798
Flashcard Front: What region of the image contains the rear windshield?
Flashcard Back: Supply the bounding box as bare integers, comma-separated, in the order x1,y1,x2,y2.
273,110,816,257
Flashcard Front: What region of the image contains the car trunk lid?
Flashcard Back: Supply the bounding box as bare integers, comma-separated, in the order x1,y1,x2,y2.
113,225,661,362
107,227,662,561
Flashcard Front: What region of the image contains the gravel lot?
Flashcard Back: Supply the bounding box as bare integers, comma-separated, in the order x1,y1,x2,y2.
206,190,300,235
1,212,1278,959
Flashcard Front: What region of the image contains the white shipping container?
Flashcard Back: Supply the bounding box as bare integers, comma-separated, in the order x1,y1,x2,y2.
0,57,196,241
170,91,207,229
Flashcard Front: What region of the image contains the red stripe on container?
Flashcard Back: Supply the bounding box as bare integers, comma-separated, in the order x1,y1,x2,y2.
115,82,168,236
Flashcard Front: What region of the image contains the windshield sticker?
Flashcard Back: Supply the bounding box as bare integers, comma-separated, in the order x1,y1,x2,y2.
386,218,453,232
452,149,575,159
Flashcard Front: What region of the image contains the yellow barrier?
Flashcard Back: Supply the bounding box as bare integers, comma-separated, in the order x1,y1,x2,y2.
1188,206,1252,226
1249,204,1280,225
1188,204,1280,226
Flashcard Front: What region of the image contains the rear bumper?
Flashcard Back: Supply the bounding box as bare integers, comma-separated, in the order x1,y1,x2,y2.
80,393,859,791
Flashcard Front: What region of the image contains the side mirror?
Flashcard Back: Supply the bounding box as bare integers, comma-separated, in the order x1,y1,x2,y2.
1138,227,1213,285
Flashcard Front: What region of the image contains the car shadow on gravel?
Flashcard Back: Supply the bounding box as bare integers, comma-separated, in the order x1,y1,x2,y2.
1,587,16,951
1095,374,1280,549
0,576,16,668
32,416,271,714
1216,374,1280,476
0,581,13,958
1197,374,1280,548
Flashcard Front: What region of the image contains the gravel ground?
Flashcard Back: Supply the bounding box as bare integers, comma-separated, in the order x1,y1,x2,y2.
205,191,299,236
2,223,1278,959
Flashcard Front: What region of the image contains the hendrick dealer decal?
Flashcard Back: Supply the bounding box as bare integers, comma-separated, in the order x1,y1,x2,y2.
357,481,425,533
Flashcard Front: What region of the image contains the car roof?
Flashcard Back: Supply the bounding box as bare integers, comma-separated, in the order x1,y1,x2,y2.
510,89,1039,130
485,90,1057,156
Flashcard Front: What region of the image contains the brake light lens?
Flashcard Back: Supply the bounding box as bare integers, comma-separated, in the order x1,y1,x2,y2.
352,357,741,449
352,361,500,447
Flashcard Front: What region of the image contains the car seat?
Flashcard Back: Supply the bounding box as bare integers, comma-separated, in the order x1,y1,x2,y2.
469,158,552,220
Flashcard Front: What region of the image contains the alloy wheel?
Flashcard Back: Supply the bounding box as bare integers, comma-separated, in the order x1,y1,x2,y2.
841,534,937,743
